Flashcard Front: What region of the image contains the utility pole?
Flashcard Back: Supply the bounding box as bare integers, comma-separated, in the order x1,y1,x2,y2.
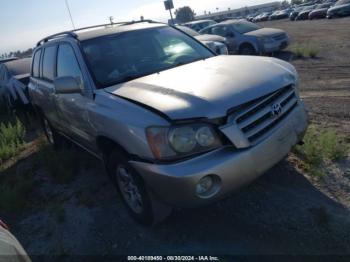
164,0,175,25
65,0,76,29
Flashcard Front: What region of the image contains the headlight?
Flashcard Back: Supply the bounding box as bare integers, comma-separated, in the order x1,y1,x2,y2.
203,41,228,55
146,123,222,160
168,126,197,153
259,36,274,44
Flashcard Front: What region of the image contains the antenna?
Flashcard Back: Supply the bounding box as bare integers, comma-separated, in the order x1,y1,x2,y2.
109,16,114,24
65,0,76,29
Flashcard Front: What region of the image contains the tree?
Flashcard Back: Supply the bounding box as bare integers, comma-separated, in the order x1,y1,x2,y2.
174,6,196,23
291,0,302,5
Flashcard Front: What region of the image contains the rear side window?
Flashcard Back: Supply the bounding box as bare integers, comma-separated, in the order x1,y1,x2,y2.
57,44,82,79
32,49,42,78
42,46,57,81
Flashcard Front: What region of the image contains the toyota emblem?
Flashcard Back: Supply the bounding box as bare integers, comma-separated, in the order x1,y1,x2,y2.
271,103,282,118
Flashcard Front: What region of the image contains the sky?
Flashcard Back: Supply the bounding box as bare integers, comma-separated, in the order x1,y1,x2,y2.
0,0,274,54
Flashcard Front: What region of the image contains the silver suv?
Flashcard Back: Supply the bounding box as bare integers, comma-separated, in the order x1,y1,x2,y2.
29,21,308,225
200,20,290,55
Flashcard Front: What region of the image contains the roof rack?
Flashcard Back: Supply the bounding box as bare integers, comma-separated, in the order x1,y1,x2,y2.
36,20,161,47
36,31,78,46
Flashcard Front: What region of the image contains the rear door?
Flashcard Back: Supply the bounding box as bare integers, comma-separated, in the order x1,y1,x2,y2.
36,45,60,126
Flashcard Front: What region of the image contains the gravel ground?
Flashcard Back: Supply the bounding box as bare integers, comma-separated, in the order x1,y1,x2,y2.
1,17,350,259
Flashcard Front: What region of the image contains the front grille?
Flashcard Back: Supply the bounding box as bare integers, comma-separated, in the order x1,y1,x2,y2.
273,33,286,41
233,85,298,144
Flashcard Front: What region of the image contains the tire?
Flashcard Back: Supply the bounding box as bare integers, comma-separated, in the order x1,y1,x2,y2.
239,44,256,55
107,149,171,225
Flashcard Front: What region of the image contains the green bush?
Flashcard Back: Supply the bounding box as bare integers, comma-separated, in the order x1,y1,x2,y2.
0,118,26,163
291,44,320,59
294,125,349,177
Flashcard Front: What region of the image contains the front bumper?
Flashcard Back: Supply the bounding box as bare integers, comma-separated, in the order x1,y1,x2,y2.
263,37,290,53
131,104,308,208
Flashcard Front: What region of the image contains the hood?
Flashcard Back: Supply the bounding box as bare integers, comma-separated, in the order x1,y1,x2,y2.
194,34,226,43
245,28,285,37
105,56,297,120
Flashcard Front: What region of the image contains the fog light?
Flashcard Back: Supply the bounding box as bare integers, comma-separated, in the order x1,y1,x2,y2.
196,176,214,196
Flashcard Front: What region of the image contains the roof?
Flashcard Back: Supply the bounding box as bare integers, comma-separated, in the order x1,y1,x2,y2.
220,19,247,25
76,22,166,41
184,20,214,25
0,58,31,77
36,21,167,46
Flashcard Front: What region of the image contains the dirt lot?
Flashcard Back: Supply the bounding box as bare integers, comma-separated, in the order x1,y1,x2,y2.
1,17,350,259
262,17,350,135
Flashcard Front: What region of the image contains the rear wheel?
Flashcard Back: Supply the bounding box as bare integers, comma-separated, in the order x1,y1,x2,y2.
239,44,256,55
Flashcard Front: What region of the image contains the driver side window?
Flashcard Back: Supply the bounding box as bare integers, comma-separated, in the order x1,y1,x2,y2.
57,44,82,81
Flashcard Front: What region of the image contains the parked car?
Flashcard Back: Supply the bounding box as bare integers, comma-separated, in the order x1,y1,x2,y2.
0,57,18,64
309,3,333,19
175,26,228,55
296,5,316,20
269,9,290,20
253,12,272,22
290,6,308,20
0,58,31,110
327,0,350,18
199,20,290,55
29,20,308,225
182,19,217,32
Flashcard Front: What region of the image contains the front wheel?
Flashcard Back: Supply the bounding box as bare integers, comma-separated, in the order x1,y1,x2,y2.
107,150,172,225
239,44,257,55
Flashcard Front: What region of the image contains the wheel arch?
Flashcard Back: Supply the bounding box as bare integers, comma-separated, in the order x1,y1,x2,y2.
96,135,131,160
238,42,258,54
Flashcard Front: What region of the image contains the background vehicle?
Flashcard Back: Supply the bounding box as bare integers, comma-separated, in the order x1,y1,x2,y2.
309,3,333,19
29,21,307,225
175,25,228,55
0,57,18,64
296,5,316,20
269,9,290,20
183,19,217,32
290,6,307,20
253,12,272,22
327,0,350,18
0,58,31,111
200,20,289,55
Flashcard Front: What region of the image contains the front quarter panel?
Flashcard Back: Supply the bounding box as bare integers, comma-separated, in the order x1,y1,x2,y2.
91,90,170,159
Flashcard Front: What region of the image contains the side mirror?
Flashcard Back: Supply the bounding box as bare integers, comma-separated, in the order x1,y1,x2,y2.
54,76,82,94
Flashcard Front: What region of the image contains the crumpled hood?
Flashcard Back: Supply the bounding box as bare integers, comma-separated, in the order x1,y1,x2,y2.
105,56,297,120
245,27,286,37
194,34,226,43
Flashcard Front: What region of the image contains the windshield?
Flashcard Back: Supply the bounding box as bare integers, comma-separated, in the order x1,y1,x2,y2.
176,26,200,37
336,0,350,5
82,26,213,88
231,21,261,34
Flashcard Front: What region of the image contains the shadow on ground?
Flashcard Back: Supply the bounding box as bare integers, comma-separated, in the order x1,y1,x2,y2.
2,144,349,257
